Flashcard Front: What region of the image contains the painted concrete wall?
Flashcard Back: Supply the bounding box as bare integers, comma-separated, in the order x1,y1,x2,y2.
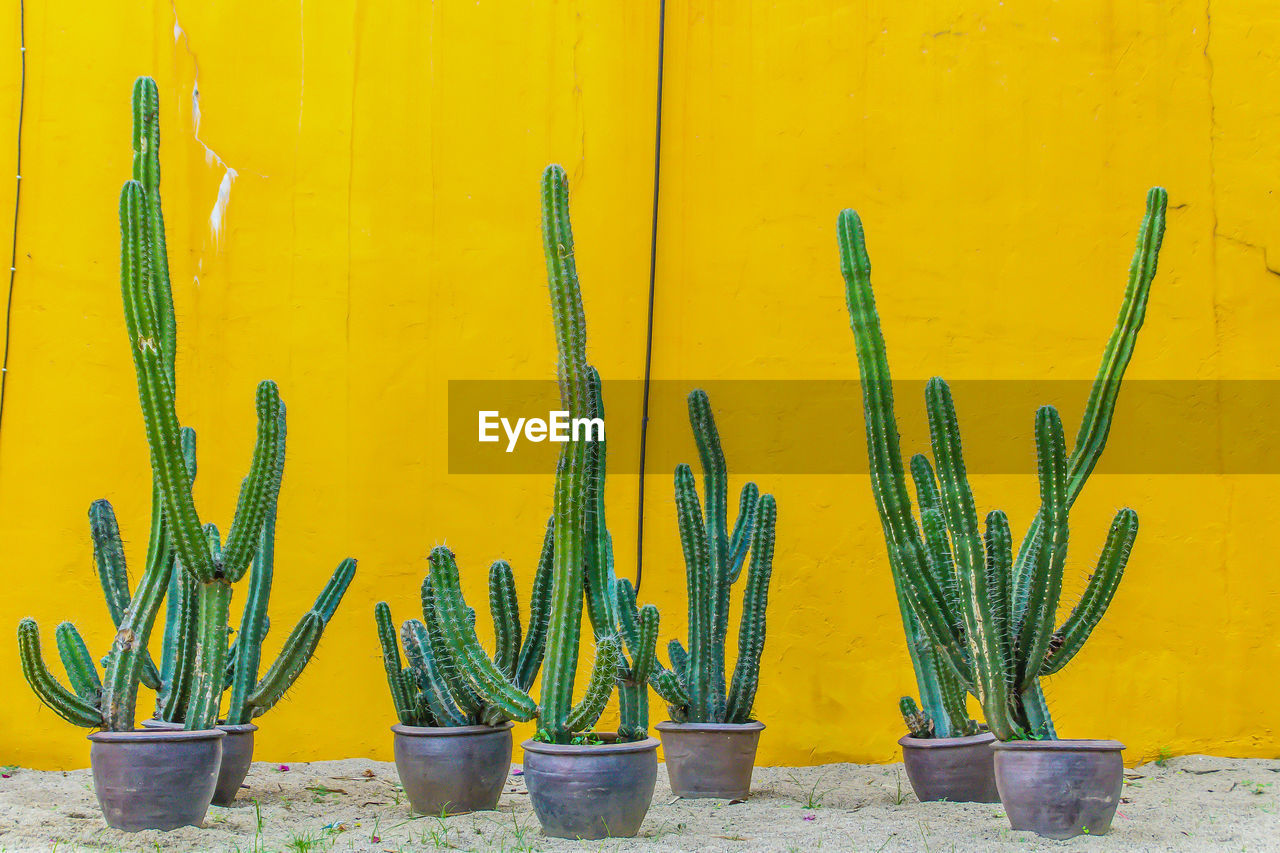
1,1,1277,769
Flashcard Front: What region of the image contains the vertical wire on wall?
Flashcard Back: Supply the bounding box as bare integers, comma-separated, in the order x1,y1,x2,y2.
0,0,27,456
634,0,668,594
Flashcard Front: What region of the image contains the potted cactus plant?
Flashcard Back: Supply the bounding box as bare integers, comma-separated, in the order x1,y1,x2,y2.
838,188,1167,836
108,77,355,807
651,390,778,800
407,165,671,840
12,75,286,832
373,525,553,815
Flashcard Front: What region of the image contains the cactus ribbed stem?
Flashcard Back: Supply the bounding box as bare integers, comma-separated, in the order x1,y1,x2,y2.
246,612,323,715
489,561,521,680
564,636,620,733
725,494,776,723
225,506,276,724
55,622,102,702
515,518,555,693
185,580,232,730
375,603,415,724
18,620,103,727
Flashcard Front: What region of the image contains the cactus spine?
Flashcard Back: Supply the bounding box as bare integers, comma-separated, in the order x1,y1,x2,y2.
839,188,1166,739
658,391,778,725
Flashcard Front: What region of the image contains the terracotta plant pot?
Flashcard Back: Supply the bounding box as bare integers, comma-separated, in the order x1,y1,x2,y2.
521,735,658,839
898,731,999,803
392,722,513,814
88,728,224,831
992,739,1125,839
655,720,765,799
141,718,257,806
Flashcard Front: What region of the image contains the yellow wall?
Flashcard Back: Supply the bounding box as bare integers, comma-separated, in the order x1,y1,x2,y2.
1,0,1277,770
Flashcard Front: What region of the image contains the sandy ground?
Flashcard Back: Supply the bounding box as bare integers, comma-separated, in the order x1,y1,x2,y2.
0,754,1276,852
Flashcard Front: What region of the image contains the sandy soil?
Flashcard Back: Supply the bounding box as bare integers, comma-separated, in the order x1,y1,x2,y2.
0,754,1276,852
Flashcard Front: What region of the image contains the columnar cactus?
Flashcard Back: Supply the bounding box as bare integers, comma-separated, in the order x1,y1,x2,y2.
655,391,779,725
17,77,354,734
377,165,665,744
839,188,1167,740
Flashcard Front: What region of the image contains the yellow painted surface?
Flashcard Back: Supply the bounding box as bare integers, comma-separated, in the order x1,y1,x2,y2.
0,1,1277,770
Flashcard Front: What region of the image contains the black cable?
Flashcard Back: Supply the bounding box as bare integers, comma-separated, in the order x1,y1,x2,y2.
0,0,27,455
634,0,667,595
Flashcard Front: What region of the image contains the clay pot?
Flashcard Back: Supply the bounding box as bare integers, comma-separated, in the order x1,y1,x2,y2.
88,728,224,831
140,718,257,806
992,739,1125,839
898,731,999,803
655,720,765,799
521,735,659,839
392,722,513,814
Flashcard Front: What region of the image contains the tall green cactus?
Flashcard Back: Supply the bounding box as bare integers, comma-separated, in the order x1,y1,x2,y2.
18,77,354,735
655,391,778,725
375,165,668,743
840,188,1166,740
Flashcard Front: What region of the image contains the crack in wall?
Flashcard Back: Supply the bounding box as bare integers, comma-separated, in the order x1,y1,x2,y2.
171,1,239,256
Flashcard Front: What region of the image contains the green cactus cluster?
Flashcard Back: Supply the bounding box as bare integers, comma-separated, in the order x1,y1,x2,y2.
375,521,553,727
654,391,778,725
374,165,670,744
16,77,354,734
841,188,1167,740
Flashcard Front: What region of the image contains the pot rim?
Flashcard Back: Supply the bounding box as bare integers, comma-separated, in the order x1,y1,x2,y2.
141,718,257,734
392,721,514,737
991,738,1125,752
898,730,995,749
88,728,226,744
521,735,659,756
218,723,259,734
655,720,765,734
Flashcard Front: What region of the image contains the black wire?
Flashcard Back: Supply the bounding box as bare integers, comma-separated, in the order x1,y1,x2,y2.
0,0,26,455
634,0,667,595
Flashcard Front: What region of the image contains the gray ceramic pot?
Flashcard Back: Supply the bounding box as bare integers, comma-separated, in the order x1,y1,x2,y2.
898,731,999,803
992,739,1125,839
521,735,659,839
655,720,765,799
88,728,224,831
392,722,513,815
140,718,257,806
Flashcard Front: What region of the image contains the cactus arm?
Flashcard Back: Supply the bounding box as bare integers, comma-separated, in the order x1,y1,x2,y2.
313,558,357,622
17,620,104,727
667,638,688,683
130,76,176,384
401,619,470,726
688,390,732,720
488,561,522,680
631,605,660,684
421,576,484,717
157,557,198,721
616,579,641,652
726,494,776,723
1013,407,1069,692
428,547,538,722
224,506,276,725
674,463,713,721
245,611,322,716
1020,679,1057,739
726,482,760,583
538,164,594,742
900,696,935,738
924,377,1014,739
650,667,690,708
1013,188,1167,621
909,455,958,611
55,622,102,702
1040,508,1138,676
564,636,621,733
90,500,131,626
838,210,971,691
184,580,232,730
375,603,416,724
220,386,286,582
582,368,619,638
514,517,555,693
983,509,1014,690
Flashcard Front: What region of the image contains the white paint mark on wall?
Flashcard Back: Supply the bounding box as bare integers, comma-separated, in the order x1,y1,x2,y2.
172,1,240,251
